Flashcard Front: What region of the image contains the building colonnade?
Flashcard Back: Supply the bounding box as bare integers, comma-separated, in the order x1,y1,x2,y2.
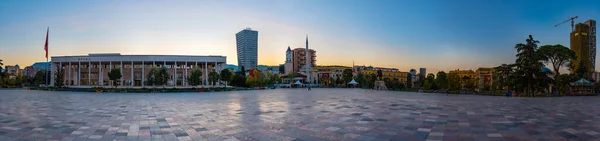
51,61,225,88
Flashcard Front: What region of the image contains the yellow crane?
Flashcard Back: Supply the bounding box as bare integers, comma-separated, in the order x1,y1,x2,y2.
555,16,578,31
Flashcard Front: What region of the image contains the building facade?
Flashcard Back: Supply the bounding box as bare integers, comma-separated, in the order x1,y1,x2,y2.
291,48,316,73
591,71,600,82
419,68,426,77
409,69,417,84
257,65,280,74
23,62,51,77
236,28,258,69
5,65,20,78
362,67,408,83
50,53,226,88
315,66,350,81
23,66,36,77
584,20,597,72
224,64,238,72
449,69,477,79
449,69,476,89
450,68,496,90
571,23,592,74
475,67,495,89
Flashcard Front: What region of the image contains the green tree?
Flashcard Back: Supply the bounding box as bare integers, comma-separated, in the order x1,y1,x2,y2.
491,73,500,91
54,67,64,88
417,74,425,88
406,74,412,88
423,73,435,90
220,69,232,87
462,76,475,91
461,76,471,90
145,67,156,86
108,68,122,88
514,35,546,97
208,71,220,87
342,69,353,84
435,71,448,89
231,74,247,87
251,70,262,86
368,73,377,88
556,74,577,94
448,73,460,91
483,80,491,91
237,66,246,76
8,73,23,87
268,72,281,84
264,71,274,85
157,67,169,86
538,44,577,85
384,78,401,90
319,77,328,85
356,72,364,88
568,61,576,73
22,76,33,85
494,64,514,91
187,69,202,86
246,75,256,87
575,60,589,79
33,71,45,85
148,67,169,86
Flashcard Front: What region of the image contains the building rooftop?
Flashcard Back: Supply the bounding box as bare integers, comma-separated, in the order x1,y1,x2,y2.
31,62,51,69
89,53,121,56
52,54,226,58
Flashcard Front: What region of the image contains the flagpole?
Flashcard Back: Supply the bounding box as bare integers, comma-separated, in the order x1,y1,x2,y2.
46,57,48,87
45,27,49,87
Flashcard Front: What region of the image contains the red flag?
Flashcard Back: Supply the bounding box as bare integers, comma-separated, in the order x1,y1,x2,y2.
44,27,49,59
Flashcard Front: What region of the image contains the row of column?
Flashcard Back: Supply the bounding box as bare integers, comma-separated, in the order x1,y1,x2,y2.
51,61,224,87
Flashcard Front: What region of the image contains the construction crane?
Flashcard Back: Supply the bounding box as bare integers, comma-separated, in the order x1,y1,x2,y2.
555,16,578,31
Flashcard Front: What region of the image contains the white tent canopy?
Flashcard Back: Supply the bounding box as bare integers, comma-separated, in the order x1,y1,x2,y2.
294,80,303,85
348,79,359,85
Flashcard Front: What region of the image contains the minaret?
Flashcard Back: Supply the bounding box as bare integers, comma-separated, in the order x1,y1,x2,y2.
305,35,311,84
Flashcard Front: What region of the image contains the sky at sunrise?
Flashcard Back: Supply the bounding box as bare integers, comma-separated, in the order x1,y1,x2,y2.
1,0,599,73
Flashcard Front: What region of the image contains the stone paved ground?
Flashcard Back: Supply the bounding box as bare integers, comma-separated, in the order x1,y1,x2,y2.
0,89,600,141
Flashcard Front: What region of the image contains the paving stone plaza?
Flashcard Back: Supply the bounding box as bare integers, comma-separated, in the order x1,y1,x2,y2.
0,89,599,141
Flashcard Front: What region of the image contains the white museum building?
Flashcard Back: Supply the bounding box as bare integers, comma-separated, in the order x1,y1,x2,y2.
49,53,227,88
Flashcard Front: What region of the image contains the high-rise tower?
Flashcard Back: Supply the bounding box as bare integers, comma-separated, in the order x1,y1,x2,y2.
584,20,597,72
236,28,258,70
571,23,591,74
